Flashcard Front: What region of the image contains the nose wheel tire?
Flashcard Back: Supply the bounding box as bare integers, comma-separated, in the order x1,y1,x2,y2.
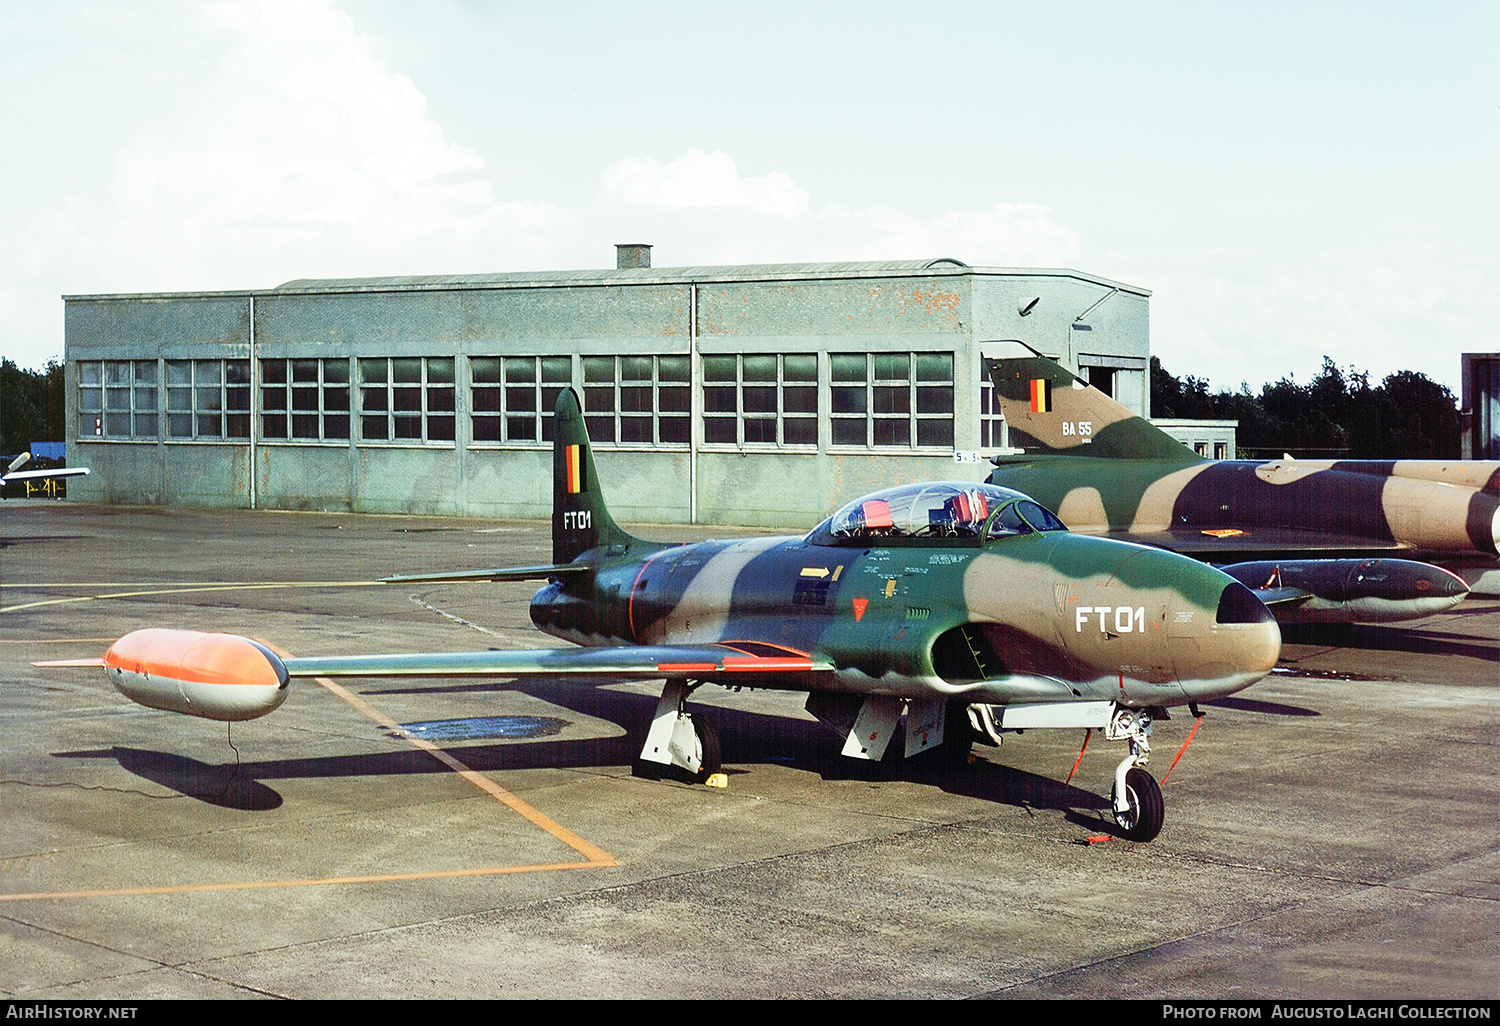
1112,767,1164,842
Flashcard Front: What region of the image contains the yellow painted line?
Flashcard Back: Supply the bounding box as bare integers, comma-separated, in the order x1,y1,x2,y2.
0,580,385,588
0,863,608,903
306,669,617,867
1,642,617,901
0,581,386,614
0,638,117,644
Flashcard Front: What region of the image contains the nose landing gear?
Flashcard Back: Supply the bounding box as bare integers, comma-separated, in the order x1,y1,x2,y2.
1107,706,1164,842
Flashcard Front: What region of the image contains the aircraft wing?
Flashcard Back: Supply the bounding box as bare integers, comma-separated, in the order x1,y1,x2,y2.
383,563,591,585
284,644,835,682
1239,587,1313,610
2,467,90,483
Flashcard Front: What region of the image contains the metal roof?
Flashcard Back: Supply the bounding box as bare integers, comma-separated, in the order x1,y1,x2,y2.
65,259,1149,301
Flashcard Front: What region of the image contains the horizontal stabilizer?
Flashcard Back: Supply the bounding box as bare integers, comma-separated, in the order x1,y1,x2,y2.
382,563,592,585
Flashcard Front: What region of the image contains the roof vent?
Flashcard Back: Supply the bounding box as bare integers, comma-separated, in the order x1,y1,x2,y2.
616,244,652,269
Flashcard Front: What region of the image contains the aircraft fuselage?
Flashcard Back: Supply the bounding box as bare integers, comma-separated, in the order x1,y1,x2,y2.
529,527,1280,708
989,456,1500,562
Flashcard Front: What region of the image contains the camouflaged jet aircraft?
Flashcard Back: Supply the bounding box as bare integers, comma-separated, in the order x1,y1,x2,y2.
55,389,1283,842
982,343,1489,623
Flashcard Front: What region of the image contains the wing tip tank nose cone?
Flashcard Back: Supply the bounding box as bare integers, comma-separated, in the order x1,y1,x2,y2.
104,628,289,721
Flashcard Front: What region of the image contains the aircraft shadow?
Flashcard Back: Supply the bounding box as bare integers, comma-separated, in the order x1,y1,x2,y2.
1203,696,1320,717
54,747,284,811
55,681,1146,838
1280,623,1498,662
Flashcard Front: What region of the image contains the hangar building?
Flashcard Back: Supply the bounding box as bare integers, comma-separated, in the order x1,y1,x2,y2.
63,250,1152,528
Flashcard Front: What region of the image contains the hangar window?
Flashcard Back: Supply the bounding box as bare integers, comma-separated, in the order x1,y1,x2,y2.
359,358,455,444
830,352,953,449
978,378,1006,449
471,355,571,444
582,354,691,446
701,353,817,447
77,360,158,439
163,360,250,440
260,359,350,442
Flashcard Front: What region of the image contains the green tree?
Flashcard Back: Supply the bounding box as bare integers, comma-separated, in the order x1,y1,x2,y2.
0,358,67,456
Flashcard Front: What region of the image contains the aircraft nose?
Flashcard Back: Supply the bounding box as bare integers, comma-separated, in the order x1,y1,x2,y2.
1425,564,1471,602
1173,580,1281,702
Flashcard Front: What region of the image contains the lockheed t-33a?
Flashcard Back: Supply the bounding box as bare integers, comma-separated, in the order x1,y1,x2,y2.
53,390,1282,842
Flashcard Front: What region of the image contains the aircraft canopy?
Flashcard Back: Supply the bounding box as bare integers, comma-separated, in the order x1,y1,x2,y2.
821,482,1065,544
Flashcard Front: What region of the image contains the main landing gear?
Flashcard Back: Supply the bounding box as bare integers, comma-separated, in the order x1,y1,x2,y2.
1106,706,1164,842
634,678,722,783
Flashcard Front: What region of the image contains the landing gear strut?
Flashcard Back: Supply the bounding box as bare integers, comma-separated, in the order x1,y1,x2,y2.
1106,706,1164,842
635,678,722,782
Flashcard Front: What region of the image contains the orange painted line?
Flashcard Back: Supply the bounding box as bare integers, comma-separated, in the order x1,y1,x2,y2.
0,863,605,903
308,670,616,866
657,663,718,673
0,637,118,644
1,581,385,614
0,644,618,903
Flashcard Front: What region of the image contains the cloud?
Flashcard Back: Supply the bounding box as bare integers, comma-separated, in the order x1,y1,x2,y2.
592,149,1080,269
1146,235,1496,392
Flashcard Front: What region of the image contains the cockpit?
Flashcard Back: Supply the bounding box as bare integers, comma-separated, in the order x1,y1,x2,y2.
807,482,1067,547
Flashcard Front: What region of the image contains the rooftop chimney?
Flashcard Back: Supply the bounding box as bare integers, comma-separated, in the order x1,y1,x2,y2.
616,243,652,269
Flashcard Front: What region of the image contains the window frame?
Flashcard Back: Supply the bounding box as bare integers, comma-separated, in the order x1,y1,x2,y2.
260,357,351,443
829,351,954,450
162,359,251,441
77,359,159,440
358,357,456,445
700,352,819,450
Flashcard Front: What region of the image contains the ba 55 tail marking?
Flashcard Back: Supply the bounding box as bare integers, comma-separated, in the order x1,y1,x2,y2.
45,389,1282,843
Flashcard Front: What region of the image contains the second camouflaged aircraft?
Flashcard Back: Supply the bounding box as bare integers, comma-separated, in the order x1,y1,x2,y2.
982,342,1487,622
61,390,1281,842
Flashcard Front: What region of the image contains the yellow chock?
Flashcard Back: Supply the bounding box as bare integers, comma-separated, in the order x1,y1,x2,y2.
704,772,729,789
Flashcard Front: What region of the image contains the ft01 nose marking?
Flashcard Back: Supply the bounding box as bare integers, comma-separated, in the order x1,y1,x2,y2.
1075,606,1145,633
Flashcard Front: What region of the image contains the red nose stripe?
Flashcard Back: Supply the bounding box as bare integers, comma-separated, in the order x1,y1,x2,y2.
104,629,282,687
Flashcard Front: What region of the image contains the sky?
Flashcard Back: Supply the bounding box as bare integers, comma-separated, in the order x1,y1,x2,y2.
2,0,1495,393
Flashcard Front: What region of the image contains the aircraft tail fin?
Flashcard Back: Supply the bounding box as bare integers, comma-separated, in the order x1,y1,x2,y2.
981,342,1200,461
552,387,642,564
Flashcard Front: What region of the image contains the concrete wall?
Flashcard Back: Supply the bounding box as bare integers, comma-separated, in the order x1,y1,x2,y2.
65,263,1150,528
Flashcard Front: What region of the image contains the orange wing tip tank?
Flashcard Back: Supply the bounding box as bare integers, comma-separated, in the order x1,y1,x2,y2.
103,629,290,721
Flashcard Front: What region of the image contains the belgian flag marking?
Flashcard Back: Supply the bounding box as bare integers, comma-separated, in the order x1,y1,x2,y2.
1030,378,1051,413
566,444,583,493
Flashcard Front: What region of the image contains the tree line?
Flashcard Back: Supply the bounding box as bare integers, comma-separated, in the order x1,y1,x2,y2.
0,358,66,457
1151,356,1460,459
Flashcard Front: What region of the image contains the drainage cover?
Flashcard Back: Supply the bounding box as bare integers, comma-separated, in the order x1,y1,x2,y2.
393,716,568,741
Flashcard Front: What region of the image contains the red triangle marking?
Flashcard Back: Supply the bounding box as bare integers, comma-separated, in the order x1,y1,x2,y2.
852,597,868,622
